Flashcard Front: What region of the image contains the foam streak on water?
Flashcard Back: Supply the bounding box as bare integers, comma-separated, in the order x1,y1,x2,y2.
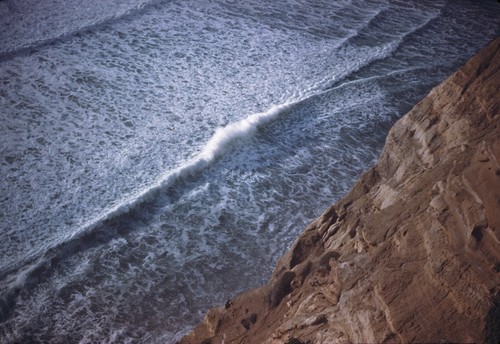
0,0,499,342
0,0,162,58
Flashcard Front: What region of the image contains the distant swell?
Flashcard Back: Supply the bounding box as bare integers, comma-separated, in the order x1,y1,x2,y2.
324,9,442,91
0,0,163,61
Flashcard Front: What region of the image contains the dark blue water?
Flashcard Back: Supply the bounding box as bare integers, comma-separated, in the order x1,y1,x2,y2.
1,0,499,342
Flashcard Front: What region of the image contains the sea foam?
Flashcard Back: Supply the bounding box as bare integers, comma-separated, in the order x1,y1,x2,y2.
0,0,162,58
71,102,296,240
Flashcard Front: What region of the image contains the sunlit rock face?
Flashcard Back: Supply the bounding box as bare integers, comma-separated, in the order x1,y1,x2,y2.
182,37,500,344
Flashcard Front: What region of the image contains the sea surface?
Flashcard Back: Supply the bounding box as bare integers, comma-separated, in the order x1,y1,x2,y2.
0,0,499,342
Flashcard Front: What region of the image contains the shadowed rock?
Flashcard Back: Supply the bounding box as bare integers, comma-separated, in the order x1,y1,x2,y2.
268,271,296,308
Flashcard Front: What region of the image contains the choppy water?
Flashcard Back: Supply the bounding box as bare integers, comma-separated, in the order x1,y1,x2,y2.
0,0,499,342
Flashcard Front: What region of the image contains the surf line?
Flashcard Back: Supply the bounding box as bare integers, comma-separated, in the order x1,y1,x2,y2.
68,101,298,241
69,38,409,242
0,100,299,294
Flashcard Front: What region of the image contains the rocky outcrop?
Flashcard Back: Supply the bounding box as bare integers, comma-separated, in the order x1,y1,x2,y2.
180,37,500,344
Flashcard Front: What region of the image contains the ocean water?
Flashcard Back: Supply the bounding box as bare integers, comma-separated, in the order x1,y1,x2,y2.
0,0,499,342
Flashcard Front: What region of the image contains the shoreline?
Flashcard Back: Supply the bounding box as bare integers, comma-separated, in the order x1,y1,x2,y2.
181,36,500,344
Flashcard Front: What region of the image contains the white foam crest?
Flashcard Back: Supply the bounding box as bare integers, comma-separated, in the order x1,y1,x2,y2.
61,26,413,246
1,105,296,286
65,102,296,242
200,103,292,161
4,7,442,278
0,120,248,292
0,11,428,281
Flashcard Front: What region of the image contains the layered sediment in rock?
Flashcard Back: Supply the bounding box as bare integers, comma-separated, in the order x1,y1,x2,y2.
181,38,500,344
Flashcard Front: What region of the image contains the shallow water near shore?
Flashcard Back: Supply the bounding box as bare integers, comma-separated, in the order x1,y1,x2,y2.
1,0,499,342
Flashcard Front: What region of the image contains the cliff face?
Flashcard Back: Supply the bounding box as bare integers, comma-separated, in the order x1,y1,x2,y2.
181,38,500,344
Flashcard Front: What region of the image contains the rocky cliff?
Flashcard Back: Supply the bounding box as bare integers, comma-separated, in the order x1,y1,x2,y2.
181,37,500,344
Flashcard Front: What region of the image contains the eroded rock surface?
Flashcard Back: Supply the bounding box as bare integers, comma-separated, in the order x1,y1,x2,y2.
180,37,500,344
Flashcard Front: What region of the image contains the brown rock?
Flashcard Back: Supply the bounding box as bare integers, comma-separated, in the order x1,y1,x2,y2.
268,271,296,308
181,37,500,344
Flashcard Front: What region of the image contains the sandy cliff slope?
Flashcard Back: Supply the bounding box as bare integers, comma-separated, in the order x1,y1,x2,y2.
181,37,500,344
